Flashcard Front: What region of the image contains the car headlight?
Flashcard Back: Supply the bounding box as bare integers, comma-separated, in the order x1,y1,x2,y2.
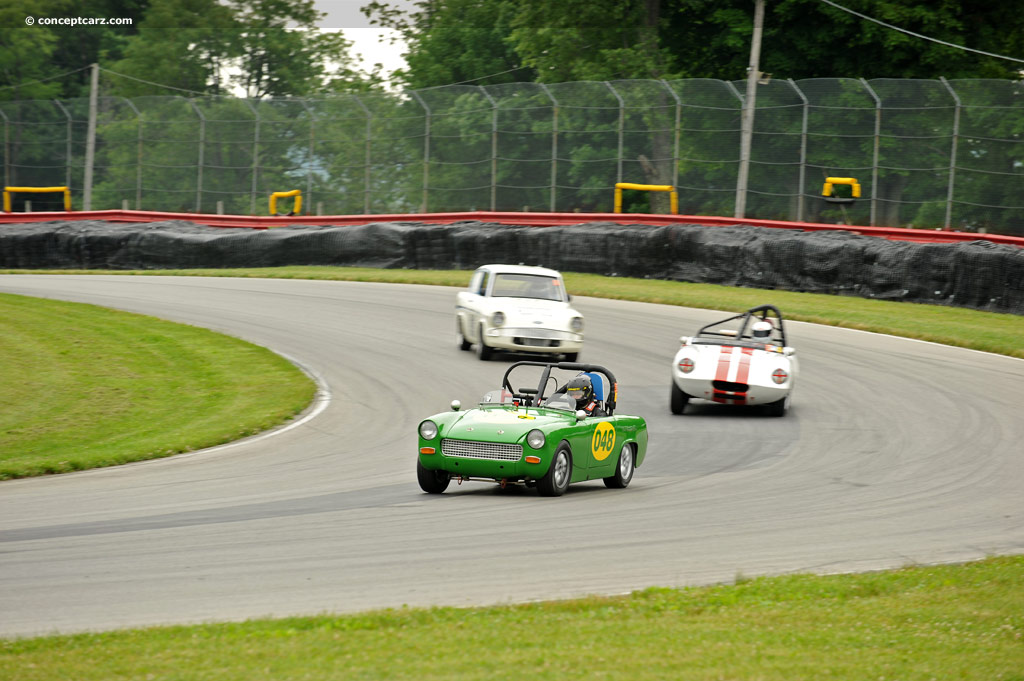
419,420,438,440
771,368,788,385
678,357,695,374
526,429,545,449
570,316,584,332
492,311,505,327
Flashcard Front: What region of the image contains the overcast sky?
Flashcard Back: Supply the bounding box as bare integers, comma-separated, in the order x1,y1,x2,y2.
313,0,414,82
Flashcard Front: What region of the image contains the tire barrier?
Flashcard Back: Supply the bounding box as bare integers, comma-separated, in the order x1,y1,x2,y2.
0,219,1021,314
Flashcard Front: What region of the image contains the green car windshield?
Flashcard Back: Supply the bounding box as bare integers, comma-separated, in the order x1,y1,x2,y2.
480,389,576,412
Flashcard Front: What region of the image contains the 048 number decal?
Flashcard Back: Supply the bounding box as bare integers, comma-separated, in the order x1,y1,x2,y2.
591,422,616,461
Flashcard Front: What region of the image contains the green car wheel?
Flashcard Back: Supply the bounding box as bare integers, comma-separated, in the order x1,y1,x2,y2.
538,444,572,497
603,442,635,489
417,459,451,494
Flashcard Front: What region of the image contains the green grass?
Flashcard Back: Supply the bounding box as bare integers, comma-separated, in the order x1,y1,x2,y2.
4,266,1022,358
1,555,1021,680
0,292,316,479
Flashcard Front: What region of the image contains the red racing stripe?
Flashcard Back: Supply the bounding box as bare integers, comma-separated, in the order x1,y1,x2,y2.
735,347,754,385
715,346,734,382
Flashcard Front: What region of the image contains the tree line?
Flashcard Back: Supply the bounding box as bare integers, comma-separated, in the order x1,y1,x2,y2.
4,0,1021,100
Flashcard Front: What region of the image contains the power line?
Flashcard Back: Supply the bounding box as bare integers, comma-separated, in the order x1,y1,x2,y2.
99,67,211,96
416,64,533,90
819,0,1024,64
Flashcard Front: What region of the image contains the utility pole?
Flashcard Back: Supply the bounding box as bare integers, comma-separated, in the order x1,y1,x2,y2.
83,63,99,211
735,0,765,219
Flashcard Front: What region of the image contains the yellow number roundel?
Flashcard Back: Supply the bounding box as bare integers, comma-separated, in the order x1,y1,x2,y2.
591,422,616,461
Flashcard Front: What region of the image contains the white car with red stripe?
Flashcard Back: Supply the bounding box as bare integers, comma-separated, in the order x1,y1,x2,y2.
671,305,798,416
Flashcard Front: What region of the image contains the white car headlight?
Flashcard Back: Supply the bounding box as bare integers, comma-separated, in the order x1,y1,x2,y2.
570,316,584,332
492,311,505,327
526,429,545,449
419,420,438,440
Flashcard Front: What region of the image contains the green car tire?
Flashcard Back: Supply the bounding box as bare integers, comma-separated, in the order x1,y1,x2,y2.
538,444,572,497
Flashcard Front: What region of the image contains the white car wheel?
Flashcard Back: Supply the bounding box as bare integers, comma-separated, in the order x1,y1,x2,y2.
457,318,471,351
476,324,493,361
670,382,689,415
766,394,790,417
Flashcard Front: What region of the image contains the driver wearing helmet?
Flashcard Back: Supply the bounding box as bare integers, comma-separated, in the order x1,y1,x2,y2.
750,319,773,341
566,374,604,417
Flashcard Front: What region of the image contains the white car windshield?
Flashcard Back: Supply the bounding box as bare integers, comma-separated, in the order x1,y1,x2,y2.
490,274,564,301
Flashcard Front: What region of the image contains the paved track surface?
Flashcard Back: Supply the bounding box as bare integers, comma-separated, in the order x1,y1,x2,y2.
1,275,1022,638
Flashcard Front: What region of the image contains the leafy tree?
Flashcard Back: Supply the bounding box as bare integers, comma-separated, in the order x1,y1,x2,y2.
766,0,1024,80
0,0,66,101
0,1,75,197
227,0,358,98
509,0,675,83
363,0,532,89
372,0,1024,84
106,0,238,97
47,0,149,97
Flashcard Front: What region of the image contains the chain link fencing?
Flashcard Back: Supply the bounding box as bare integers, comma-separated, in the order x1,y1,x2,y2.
1,78,1022,235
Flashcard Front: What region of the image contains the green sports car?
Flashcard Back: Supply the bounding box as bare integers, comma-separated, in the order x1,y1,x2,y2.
416,361,648,496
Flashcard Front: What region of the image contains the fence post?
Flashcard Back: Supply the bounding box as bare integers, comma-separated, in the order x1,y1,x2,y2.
480,88,498,211
242,98,259,215
122,98,143,210
0,108,8,190
410,91,430,213
605,82,625,186
860,79,881,227
83,63,98,210
788,79,809,223
299,99,315,214
660,79,682,209
52,100,73,201
538,83,558,212
352,94,372,214
724,80,746,217
187,99,206,213
939,77,961,231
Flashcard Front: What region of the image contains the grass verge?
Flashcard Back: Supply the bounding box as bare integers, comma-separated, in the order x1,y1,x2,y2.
4,266,1020,359
0,292,316,479
1,555,1021,679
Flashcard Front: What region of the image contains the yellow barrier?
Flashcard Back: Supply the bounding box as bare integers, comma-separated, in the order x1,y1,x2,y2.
613,182,678,214
269,189,302,216
3,186,72,212
822,177,861,203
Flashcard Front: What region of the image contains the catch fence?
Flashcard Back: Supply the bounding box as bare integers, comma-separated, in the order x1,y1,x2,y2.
1,78,1022,235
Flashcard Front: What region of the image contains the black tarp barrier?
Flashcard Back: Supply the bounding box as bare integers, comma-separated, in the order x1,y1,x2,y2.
1,220,1021,313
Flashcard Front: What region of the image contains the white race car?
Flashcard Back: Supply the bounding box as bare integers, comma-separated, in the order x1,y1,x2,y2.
456,264,585,361
671,305,798,416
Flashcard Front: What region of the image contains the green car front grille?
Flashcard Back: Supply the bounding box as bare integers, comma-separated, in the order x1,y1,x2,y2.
441,439,523,461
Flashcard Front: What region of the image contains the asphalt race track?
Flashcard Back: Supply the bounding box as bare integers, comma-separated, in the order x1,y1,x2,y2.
1,275,1022,638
